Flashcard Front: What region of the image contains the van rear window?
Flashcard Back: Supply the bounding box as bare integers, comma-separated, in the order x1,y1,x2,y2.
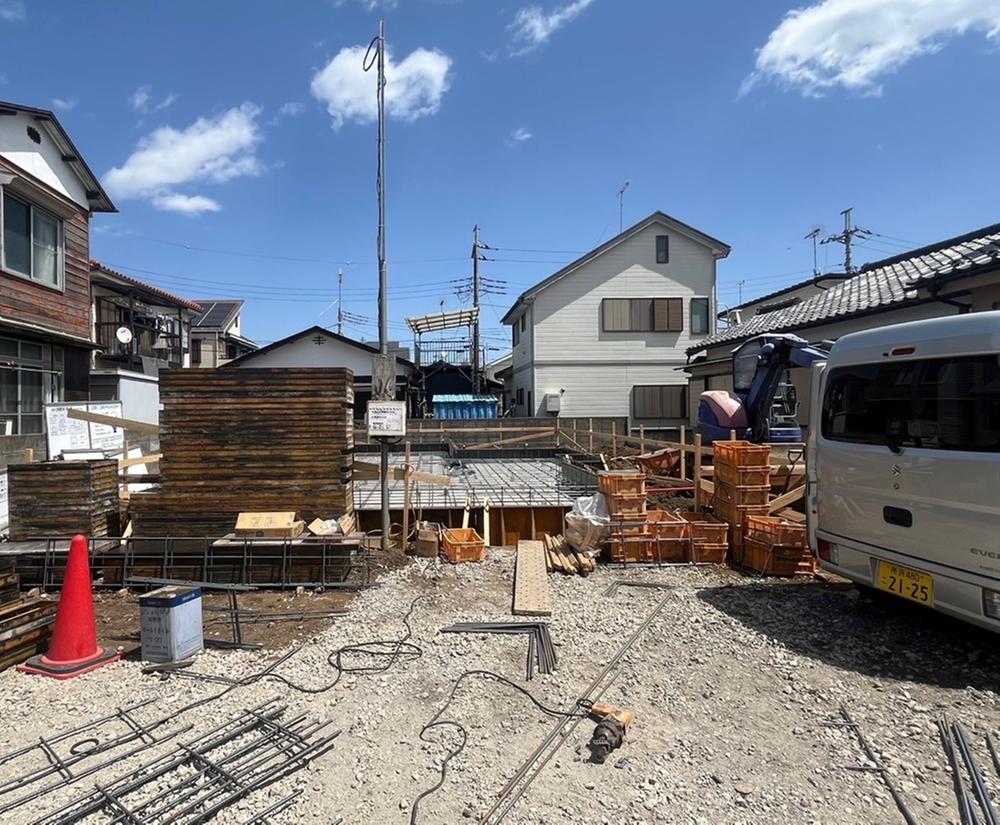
821,354,1000,452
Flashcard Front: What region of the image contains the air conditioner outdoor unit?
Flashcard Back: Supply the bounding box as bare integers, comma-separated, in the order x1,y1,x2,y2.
544,393,561,413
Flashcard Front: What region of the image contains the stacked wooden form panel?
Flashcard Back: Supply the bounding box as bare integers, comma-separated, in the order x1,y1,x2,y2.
711,441,771,562
0,561,57,671
130,368,354,537
8,460,120,542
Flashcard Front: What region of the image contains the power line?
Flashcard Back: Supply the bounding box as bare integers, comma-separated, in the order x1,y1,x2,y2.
820,207,872,275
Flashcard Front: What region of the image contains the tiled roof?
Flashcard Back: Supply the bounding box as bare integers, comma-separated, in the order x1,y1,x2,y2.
90,261,203,312
690,222,1000,353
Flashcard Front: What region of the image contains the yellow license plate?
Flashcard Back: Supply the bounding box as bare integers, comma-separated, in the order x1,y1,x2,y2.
876,561,933,606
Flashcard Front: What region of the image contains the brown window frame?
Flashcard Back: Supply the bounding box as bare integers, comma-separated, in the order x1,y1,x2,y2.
602,297,683,332
632,385,687,419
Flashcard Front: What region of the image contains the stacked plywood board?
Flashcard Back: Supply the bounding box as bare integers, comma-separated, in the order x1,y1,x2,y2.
0,560,57,670
130,368,354,536
8,460,120,541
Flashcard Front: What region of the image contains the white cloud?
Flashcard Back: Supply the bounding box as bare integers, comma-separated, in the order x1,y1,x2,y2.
506,127,533,145
509,0,595,54
130,84,177,114
744,0,1000,96
335,0,398,8
104,103,262,213
51,98,77,111
0,1,25,22
151,193,221,215
278,101,306,116
311,44,452,128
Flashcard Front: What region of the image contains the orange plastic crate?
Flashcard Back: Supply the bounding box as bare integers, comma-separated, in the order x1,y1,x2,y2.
648,537,689,563
598,471,646,497
715,462,770,487
743,537,815,576
442,527,486,563
678,512,729,544
608,535,653,563
690,541,727,565
607,492,647,519
714,480,770,507
645,510,690,540
744,515,806,547
713,441,771,469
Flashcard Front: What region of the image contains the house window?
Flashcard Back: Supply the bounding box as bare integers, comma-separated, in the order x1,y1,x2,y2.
2,192,63,288
0,338,59,434
632,385,687,419
655,235,669,264
690,298,710,335
520,314,526,332
527,390,532,414
512,321,520,347
516,387,524,406
602,298,683,332
191,337,202,364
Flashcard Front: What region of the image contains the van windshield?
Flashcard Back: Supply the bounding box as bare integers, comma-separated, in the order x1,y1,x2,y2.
821,354,1000,452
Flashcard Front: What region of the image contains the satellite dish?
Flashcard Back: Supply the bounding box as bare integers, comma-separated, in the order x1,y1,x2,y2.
115,326,133,345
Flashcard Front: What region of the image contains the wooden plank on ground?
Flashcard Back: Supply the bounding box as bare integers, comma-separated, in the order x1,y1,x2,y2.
513,540,552,616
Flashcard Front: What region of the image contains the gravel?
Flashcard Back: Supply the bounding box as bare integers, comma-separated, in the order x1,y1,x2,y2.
1,551,999,824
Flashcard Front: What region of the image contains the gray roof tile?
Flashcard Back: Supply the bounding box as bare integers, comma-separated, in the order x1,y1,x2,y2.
692,222,1000,353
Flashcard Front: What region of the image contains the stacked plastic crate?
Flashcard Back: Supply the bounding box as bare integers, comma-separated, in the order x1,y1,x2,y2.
711,441,771,562
599,471,650,563
743,515,816,576
679,511,730,563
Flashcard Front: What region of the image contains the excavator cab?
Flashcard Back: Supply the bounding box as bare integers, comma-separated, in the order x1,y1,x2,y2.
696,334,830,444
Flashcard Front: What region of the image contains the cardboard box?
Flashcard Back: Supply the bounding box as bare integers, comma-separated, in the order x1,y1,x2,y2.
235,511,304,538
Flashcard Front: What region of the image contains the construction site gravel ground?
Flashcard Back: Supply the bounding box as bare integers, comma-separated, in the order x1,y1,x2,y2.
2,550,999,825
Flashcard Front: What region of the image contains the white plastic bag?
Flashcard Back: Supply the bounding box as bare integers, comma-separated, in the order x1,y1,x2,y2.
564,492,611,555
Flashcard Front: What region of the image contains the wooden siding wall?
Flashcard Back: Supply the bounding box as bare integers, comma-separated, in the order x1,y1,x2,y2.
0,156,92,340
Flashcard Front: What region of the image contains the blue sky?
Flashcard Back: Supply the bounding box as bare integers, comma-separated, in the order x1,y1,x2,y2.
2,0,998,355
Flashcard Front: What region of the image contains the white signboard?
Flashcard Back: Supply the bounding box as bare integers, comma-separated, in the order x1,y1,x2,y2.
44,402,125,459
367,401,407,438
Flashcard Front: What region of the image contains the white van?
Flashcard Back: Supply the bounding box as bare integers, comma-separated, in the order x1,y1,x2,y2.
807,312,1000,633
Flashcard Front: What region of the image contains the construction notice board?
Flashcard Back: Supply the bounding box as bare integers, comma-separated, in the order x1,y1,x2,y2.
44,401,125,459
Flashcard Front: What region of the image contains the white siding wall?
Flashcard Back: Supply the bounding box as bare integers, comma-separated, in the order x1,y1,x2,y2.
509,302,534,414
511,221,719,420
0,113,90,208
531,223,716,362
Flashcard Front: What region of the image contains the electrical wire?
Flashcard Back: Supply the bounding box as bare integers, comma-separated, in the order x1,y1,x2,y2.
409,670,591,825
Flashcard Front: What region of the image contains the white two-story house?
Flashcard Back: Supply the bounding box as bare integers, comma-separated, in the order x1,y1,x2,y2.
502,211,730,429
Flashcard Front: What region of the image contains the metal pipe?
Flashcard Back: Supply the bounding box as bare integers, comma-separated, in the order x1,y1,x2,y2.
953,721,997,825
939,718,975,825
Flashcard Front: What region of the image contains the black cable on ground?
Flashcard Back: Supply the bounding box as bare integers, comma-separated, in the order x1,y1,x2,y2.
231,595,425,694
409,670,592,825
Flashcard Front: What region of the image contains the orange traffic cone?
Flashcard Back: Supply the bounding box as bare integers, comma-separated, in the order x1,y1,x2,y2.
18,534,120,679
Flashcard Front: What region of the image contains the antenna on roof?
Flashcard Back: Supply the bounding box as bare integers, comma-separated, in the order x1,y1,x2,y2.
804,226,823,277
617,180,630,234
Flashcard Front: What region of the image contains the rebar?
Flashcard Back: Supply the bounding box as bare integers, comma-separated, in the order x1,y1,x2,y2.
480,591,672,824
33,702,339,825
602,580,676,598
441,622,555,680
833,706,918,825
939,718,976,825
953,720,998,825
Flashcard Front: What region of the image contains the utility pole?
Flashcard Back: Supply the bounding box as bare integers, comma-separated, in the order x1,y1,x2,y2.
471,225,481,393
804,228,821,277
821,207,871,275
737,278,746,304
363,19,391,550
617,181,630,234
337,268,344,335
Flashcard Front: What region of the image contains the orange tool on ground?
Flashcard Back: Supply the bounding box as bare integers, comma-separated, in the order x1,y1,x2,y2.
587,703,635,764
